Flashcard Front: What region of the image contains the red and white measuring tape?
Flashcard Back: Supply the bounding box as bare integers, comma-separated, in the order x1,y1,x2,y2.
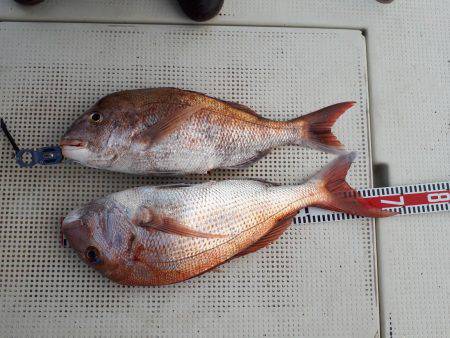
295,181,450,224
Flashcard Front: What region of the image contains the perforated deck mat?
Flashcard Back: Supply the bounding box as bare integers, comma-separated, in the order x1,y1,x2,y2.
0,23,375,336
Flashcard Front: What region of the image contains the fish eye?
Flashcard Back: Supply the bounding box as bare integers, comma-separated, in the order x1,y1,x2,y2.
85,246,101,264
89,112,103,124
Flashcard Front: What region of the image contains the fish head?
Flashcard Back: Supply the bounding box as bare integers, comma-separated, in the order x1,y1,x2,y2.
60,92,139,168
62,199,138,283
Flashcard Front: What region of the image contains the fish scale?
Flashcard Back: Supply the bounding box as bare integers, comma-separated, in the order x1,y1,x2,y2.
110,180,301,281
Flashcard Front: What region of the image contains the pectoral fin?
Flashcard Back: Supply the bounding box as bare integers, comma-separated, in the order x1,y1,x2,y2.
132,206,227,239
147,104,199,143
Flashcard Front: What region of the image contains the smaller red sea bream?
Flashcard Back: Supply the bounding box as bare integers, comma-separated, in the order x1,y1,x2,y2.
60,87,354,175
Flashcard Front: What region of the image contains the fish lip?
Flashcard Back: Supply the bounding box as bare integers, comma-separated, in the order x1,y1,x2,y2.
60,139,88,148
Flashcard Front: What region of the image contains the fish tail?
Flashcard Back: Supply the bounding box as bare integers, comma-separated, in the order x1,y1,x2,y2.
290,102,355,154
309,152,396,218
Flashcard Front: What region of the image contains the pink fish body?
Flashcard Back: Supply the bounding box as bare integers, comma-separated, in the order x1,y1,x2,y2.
60,87,354,174
62,153,393,286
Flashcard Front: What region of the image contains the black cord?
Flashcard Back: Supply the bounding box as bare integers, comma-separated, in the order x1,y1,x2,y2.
0,118,20,153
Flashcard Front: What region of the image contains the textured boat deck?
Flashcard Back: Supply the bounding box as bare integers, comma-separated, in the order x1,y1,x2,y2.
0,1,449,337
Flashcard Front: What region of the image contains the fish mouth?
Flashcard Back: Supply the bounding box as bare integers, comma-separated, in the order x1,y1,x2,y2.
61,219,81,245
60,139,92,163
62,209,84,231
62,220,84,237
61,212,89,254
60,139,88,148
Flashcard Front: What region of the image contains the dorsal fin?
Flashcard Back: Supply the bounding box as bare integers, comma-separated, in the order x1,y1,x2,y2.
154,183,193,190
177,89,261,118
233,213,296,258
222,100,262,118
132,206,227,239
252,178,280,186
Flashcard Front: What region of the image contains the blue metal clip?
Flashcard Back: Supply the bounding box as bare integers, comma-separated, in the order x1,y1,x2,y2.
15,146,63,168
1,118,63,168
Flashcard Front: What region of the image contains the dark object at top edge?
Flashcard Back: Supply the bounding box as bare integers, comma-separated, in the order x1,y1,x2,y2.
14,0,45,5
177,0,225,22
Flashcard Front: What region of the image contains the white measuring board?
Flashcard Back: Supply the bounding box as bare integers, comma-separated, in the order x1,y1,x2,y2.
0,22,375,337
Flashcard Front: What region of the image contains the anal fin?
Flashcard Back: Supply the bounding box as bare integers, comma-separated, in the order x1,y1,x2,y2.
224,149,271,169
233,212,296,258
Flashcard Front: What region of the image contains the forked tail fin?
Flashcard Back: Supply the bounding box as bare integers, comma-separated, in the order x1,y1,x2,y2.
291,102,355,154
311,152,396,218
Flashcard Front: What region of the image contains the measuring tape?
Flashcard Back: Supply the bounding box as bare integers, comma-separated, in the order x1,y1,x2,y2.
294,182,450,224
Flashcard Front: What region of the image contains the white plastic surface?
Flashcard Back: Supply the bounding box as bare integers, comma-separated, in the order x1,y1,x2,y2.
0,23,377,337
0,1,449,337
